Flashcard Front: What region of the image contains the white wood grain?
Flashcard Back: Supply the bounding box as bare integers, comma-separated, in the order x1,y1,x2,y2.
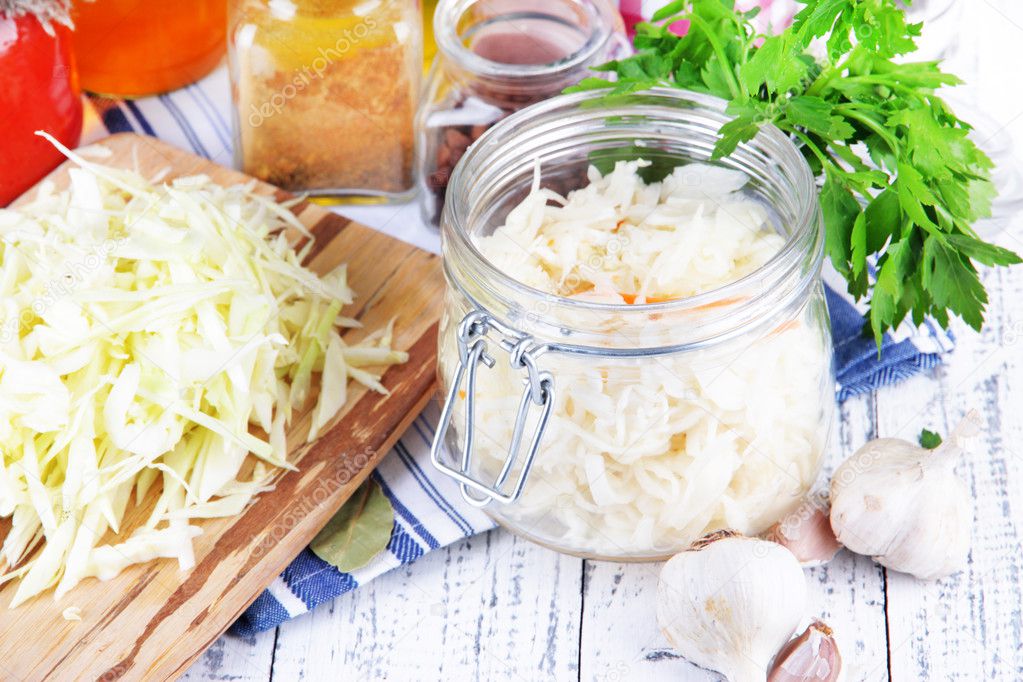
579,560,713,681
877,269,1023,679
178,629,276,682
268,529,582,681
186,2,1023,680
807,393,890,682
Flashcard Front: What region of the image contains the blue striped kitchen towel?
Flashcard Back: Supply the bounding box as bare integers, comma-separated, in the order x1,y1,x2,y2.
81,64,955,635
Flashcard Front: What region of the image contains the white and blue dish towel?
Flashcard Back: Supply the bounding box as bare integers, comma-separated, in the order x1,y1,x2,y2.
80,66,954,635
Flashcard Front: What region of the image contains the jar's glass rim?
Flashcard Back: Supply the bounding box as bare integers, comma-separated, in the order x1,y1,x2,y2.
443,88,822,326
433,0,616,80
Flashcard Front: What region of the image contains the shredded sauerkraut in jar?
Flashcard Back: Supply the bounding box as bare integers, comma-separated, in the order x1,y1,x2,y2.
450,160,829,556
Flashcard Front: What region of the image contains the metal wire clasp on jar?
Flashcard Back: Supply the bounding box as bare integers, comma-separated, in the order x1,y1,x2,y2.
431,88,836,561
432,310,555,506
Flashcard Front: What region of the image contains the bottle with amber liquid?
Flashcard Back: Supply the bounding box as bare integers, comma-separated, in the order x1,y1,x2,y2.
72,0,225,97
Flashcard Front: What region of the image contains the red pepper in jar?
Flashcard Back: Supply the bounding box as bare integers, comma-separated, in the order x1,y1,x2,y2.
0,1,83,206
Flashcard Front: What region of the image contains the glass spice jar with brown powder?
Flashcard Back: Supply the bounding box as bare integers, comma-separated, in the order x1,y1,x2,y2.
229,0,422,201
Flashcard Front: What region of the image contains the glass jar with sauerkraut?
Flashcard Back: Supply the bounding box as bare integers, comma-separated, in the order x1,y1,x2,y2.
430,88,835,560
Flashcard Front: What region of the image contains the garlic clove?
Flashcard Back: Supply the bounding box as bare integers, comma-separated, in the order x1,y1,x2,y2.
657,530,807,682
768,620,842,682
765,501,842,567
829,412,978,580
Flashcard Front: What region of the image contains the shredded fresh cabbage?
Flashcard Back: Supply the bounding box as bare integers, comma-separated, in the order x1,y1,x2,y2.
0,134,408,605
448,160,830,556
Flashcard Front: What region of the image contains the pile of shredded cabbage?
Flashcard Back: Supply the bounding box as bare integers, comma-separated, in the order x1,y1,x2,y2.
0,136,407,606
460,160,829,556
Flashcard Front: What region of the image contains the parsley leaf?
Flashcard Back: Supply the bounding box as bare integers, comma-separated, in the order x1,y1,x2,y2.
578,0,1019,347
919,429,943,449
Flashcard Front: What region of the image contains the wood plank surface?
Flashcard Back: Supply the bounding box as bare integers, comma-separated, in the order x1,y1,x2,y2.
271,528,583,681
878,264,1023,680
178,629,276,682
0,133,444,681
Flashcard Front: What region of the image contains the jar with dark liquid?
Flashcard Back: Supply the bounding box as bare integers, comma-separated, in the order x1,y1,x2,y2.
418,0,627,226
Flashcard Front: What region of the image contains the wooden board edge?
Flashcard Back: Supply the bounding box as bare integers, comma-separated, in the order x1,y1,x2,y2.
165,385,439,680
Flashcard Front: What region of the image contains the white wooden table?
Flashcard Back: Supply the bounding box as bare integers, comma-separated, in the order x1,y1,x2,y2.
185,3,1023,679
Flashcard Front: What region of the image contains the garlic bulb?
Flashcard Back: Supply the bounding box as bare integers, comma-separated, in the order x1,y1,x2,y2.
765,500,842,567
656,530,807,682
768,620,843,682
829,411,980,580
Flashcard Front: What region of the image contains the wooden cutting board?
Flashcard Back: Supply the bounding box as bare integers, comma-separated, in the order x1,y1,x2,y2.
0,133,444,680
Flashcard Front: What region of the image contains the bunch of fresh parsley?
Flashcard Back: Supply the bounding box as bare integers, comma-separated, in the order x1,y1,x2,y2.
569,0,1019,346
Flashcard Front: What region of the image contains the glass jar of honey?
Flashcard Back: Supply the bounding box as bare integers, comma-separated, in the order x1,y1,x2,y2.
72,0,225,97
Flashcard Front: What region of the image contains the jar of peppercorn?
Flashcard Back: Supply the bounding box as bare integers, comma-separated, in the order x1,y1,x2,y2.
418,0,628,226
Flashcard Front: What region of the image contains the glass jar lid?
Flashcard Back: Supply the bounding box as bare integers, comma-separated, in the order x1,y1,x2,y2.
433,0,623,90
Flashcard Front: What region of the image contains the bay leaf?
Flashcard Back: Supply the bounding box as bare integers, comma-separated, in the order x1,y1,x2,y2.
311,478,394,573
